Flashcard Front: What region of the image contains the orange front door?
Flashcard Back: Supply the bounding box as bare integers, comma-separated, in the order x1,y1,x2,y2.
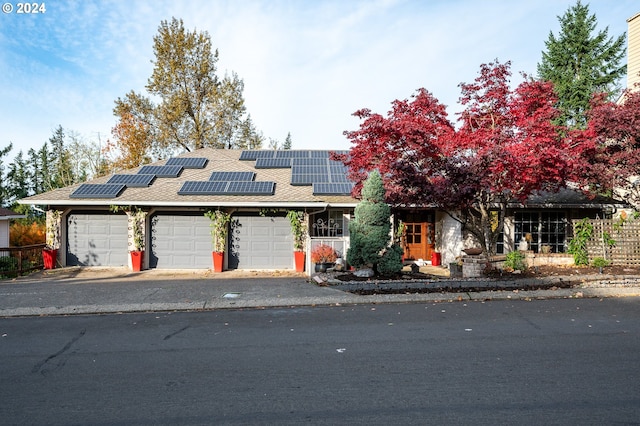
403,222,435,261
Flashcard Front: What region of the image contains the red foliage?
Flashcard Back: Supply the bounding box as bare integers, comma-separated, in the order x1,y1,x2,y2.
343,61,581,209
342,60,594,253
586,88,640,208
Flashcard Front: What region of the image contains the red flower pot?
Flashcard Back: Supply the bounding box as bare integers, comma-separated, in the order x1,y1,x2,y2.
43,249,58,270
212,251,224,272
294,251,305,272
130,251,144,272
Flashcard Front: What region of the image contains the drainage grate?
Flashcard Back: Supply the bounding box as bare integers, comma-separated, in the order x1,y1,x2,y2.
222,293,242,299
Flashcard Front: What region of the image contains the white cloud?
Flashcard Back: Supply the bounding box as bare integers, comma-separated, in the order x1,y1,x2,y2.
0,0,635,155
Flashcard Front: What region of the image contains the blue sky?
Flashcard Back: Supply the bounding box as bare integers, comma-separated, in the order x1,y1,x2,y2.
0,0,637,156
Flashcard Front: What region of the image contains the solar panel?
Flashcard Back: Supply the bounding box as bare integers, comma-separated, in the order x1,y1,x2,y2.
239,150,276,161
291,173,330,185
70,183,126,199
178,181,228,195
226,181,275,195
292,158,328,166
274,150,311,159
209,171,255,181
107,174,156,187
255,158,292,169
165,157,208,169
329,173,350,183
312,183,355,195
137,165,183,178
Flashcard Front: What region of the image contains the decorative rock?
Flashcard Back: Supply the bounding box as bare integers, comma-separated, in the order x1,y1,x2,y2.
354,268,375,278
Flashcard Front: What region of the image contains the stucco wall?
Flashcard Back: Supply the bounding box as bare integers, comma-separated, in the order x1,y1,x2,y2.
437,211,462,266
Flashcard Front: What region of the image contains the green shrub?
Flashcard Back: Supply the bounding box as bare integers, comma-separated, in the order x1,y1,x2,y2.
568,218,593,266
377,244,404,276
591,257,610,268
0,256,18,271
504,250,527,271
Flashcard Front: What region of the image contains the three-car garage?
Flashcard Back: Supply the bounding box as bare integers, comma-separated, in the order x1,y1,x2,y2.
66,211,294,270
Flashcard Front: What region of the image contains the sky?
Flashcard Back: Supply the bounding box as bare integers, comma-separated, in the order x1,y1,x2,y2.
0,0,637,157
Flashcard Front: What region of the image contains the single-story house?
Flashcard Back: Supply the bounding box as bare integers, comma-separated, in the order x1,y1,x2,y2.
0,207,25,248
18,148,627,273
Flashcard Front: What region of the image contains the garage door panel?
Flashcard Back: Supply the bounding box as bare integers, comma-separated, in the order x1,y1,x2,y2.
150,214,211,269
228,216,292,269
66,213,128,267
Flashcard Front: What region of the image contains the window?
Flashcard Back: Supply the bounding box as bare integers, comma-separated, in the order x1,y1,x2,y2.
514,211,566,253
311,210,344,237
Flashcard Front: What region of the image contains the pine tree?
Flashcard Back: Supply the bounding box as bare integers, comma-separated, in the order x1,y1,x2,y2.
347,170,402,275
0,143,13,208
283,132,292,150
537,0,626,128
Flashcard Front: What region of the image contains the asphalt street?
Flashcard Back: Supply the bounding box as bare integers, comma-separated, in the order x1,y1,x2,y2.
1,298,639,425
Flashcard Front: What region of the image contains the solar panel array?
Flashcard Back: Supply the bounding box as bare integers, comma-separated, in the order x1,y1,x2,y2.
165,157,208,169
70,183,126,199
209,171,255,182
138,165,184,178
69,151,354,199
240,150,349,161
107,174,156,188
178,180,275,196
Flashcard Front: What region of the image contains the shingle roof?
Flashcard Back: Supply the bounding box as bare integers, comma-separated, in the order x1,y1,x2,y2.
19,149,359,208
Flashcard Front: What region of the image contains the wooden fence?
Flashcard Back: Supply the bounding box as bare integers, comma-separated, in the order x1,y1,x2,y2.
0,244,46,277
578,219,640,265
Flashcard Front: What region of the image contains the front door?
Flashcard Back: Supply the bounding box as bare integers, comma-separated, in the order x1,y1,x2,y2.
403,222,435,261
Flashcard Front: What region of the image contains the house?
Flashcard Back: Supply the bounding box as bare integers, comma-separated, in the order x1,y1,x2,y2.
0,207,24,249
18,148,626,273
19,149,359,272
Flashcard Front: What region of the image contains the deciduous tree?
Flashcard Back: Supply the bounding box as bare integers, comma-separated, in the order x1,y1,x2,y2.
113,18,262,160
342,61,586,255
586,89,640,210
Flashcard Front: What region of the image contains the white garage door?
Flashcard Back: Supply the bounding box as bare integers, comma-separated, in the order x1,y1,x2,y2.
228,215,293,269
66,213,128,266
150,213,212,269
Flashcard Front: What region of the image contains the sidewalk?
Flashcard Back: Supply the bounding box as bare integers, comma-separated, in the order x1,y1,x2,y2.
1,266,639,317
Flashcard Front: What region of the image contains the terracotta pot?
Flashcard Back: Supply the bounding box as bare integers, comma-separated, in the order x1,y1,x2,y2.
212,251,224,272
130,251,144,272
43,249,58,270
294,251,305,272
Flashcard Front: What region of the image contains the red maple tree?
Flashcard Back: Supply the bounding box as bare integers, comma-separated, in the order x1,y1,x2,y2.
341,60,588,255
585,88,640,210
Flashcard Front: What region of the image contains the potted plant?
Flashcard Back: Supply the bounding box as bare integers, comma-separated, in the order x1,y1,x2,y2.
205,209,231,272
43,210,61,270
311,244,337,273
287,210,307,272
111,206,146,271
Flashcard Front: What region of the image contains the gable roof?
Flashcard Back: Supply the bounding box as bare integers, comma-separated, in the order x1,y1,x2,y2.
0,207,24,220
18,149,359,209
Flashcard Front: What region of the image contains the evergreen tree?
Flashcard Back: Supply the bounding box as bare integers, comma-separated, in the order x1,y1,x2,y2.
537,0,626,128
48,125,75,188
6,150,30,206
0,143,13,208
347,170,402,275
283,132,292,150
